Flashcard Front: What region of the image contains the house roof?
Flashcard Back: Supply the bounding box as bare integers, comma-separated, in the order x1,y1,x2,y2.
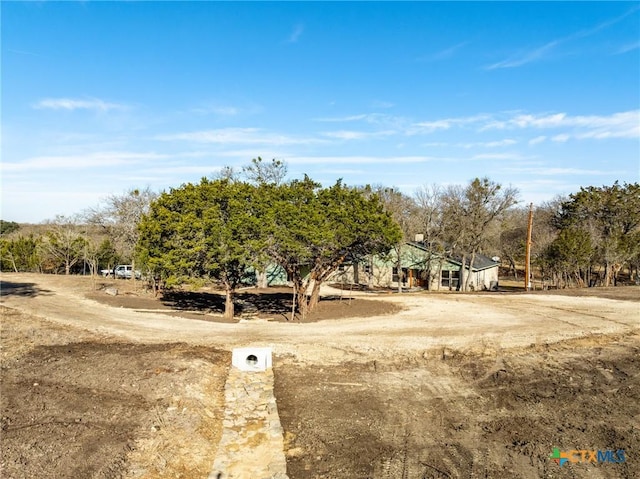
406,241,499,271
450,253,499,271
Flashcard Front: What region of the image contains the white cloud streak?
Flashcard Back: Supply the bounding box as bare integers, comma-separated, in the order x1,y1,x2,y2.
406,114,490,135
482,110,640,139
458,139,517,149
529,136,547,145
287,24,304,43
2,151,166,172
616,40,640,54
32,97,128,112
485,5,640,69
156,128,327,146
430,41,470,61
503,167,623,176
287,155,439,165
321,130,397,140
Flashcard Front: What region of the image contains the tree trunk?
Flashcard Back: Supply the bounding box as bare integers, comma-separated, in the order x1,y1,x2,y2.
458,253,466,291
308,280,322,311
257,269,269,288
464,251,476,292
65,262,70,275
396,245,403,293
224,287,234,319
9,253,18,273
353,262,359,284
297,287,309,321
509,257,518,280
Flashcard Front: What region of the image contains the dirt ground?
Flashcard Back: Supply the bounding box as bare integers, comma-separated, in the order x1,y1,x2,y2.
1,273,639,478
1,304,229,478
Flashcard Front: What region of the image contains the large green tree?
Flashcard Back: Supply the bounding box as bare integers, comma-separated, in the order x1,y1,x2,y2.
555,181,640,286
264,178,401,317
0,235,42,272
137,178,260,318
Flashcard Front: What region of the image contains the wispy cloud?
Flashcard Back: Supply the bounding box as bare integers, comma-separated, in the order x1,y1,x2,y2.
287,23,304,43
370,100,395,109
458,139,517,149
287,155,439,165
321,130,396,140
485,40,560,70
485,5,640,70
420,41,470,62
32,97,128,112
2,151,165,172
470,152,530,161
616,40,640,55
191,106,240,116
482,110,640,140
529,136,547,146
314,114,370,122
503,167,623,176
313,113,407,132
156,127,327,146
406,114,490,135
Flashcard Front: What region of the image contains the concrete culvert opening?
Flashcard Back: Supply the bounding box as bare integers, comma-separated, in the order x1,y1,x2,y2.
246,354,258,366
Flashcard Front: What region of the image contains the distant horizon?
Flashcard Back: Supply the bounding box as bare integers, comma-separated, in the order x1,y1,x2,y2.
2,2,639,223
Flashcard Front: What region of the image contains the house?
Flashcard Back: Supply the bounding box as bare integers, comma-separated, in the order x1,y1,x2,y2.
328,241,500,291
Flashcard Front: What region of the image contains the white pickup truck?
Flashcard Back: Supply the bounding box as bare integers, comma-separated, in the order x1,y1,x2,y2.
101,265,142,279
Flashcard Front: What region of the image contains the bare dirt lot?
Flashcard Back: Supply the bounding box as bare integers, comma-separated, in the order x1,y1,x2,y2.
1,273,639,478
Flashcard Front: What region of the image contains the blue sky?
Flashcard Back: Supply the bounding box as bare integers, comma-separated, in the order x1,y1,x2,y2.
2,1,639,223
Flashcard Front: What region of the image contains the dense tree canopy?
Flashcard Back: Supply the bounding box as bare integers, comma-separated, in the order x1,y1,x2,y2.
137,178,260,317
264,178,402,316
137,175,401,318
546,181,640,286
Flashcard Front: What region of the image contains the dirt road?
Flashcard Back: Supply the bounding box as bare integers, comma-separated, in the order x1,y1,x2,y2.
1,273,639,478
2,273,638,364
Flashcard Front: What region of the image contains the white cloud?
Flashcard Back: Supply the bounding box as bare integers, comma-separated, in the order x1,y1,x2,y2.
470,152,530,161
370,100,395,109
312,113,406,130
552,134,570,143
191,106,240,116
425,41,470,61
156,128,327,146
458,139,517,149
314,114,369,122
485,5,640,70
616,40,640,54
485,40,560,70
482,110,640,140
407,114,490,135
321,130,396,140
529,136,547,145
502,167,621,176
32,97,127,112
287,24,304,43
287,155,438,165
2,151,165,172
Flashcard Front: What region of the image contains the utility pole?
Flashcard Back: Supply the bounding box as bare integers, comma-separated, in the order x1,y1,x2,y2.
524,203,534,291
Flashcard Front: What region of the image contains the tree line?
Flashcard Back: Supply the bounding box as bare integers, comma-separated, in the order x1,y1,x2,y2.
2,158,638,315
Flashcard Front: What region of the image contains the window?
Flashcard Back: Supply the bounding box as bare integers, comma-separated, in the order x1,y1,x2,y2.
441,270,460,289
